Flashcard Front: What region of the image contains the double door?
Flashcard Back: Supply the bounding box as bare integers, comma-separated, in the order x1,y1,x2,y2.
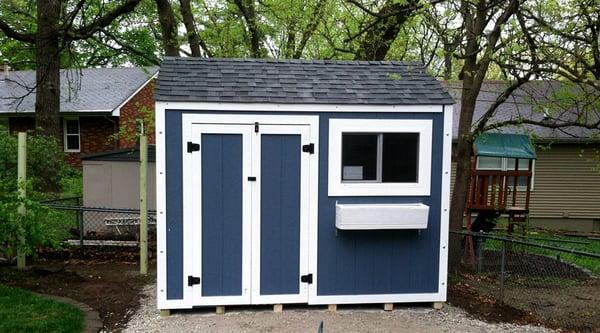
182,115,318,306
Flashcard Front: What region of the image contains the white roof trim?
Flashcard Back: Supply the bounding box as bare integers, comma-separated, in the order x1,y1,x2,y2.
0,109,113,114
112,72,158,117
156,101,449,113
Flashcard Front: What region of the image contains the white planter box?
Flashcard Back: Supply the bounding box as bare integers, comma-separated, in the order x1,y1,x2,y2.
335,203,430,230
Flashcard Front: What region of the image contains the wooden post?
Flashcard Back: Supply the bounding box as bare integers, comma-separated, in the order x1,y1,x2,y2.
327,304,337,312
383,303,394,311
216,306,225,315
139,133,148,275
432,302,444,309
16,132,27,270
273,304,283,313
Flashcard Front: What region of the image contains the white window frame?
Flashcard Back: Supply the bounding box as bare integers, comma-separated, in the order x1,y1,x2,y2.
63,117,81,153
328,118,432,196
476,156,535,190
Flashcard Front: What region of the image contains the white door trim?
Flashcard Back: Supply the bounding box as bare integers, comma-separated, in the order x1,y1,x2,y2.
251,124,311,304
183,123,253,307
180,114,319,307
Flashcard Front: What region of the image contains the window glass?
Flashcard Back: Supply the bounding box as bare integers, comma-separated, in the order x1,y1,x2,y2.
506,158,530,170
64,118,80,151
66,119,79,134
477,156,503,169
382,133,419,182
507,176,529,187
341,134,378,181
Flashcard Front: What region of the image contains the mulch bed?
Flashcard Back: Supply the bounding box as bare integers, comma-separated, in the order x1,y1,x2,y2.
0,247,155,332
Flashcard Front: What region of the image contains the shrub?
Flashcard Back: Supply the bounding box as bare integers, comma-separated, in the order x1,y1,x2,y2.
0,131,78,261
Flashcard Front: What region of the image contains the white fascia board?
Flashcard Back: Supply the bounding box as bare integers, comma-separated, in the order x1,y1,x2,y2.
158,101,444,113
112,72,158,117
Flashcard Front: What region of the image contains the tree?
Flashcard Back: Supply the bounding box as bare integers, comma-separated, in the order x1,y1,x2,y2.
0,0,143,138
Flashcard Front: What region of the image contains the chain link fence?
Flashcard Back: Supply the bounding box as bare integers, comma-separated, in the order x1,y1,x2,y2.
42,197,156,250
450,230,600,331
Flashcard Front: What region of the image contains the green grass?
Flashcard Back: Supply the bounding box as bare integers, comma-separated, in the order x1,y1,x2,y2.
483,230,600,276
0,285,85,333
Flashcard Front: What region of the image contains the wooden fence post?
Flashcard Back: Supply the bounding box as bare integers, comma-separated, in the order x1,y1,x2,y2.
139,133,148,275
16,132,27,270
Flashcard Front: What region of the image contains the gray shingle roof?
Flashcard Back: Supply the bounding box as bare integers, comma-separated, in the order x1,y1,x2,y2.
0,67,158,113
445,81,600,141
156,57,454,105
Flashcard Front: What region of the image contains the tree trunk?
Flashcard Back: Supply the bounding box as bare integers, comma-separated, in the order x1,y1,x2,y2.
233,0,265,58
35,0,62,138
179,0,202,57
354,0,418,61
443,49,452,80
155,0,180,56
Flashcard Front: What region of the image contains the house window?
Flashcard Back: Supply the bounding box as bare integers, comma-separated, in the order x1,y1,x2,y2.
63,118,80,152
329,119,432,196
476,156,534,188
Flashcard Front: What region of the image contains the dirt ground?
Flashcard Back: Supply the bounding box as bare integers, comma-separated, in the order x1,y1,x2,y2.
0,247,154,332
2,246,596,332
463,276,600,332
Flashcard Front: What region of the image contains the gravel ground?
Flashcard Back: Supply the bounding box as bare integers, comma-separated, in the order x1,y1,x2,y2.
123,284,555,333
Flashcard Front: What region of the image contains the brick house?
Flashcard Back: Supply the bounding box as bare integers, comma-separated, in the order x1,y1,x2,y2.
0,66,157,166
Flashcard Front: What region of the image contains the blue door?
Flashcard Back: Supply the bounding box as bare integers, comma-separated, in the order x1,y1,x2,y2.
183,119,314,306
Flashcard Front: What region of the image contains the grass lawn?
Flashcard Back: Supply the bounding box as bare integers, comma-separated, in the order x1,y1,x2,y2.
0,284,85,333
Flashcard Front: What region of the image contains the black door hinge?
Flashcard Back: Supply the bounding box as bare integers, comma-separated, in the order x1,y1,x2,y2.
187,142,200,153
248,176,257,181
188,275,200,286
302,143,315,154
300,273,313,284
254,122,259,133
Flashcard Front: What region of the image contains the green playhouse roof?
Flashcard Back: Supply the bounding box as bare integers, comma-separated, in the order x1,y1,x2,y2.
473,133,536,159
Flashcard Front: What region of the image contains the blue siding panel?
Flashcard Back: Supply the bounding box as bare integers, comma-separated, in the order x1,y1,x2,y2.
164,110,444,299
165,111,183,300
260,135,301,295
201,134,244,296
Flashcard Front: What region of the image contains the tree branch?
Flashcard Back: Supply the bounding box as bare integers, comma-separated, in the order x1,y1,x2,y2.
0,19,35,43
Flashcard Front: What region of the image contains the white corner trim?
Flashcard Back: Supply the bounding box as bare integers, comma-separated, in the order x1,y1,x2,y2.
155,102,170,309
438,104,452,301
327,118,433,196
159,101,444,113
112,72,158,117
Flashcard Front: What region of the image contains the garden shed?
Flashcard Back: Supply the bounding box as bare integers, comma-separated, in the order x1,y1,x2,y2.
155,58,454,310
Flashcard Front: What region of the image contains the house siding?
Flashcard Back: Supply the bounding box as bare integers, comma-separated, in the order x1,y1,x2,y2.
451,143,600,231
118,79,156,148
163,110,445,300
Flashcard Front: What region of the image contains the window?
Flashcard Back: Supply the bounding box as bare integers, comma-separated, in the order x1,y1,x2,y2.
341,133,419,182
329,119,432,196
0,117,8,134
63,118,80,152
476,156,534,188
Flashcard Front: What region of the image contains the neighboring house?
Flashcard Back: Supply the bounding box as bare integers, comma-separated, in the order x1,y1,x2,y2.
0,64,157,166
447,81,600,232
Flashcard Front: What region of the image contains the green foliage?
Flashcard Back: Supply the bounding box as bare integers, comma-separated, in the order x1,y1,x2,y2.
0,130,71,193
0,285,85,333
0,131,80,261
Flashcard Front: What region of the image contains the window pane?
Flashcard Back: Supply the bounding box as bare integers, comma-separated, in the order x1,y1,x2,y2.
382,133,419,182
65,119,79,134
66,135,79,150
506,158,530,170
341,134,378,181
478,156,503,169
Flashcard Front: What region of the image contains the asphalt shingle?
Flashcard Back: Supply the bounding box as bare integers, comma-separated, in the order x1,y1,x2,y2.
155,57,454,105
0,67,158,113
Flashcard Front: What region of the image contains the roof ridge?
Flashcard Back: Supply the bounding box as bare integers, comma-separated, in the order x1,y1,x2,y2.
162,56,424,66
